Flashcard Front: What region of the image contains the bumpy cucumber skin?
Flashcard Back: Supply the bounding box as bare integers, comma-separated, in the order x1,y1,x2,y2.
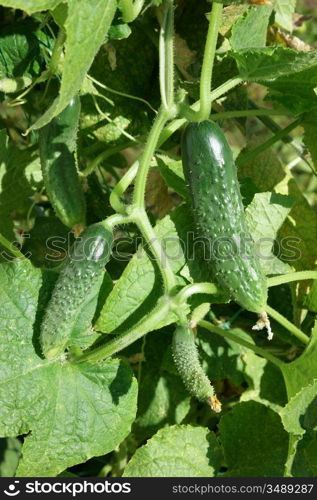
172,324,215,403
40,223,113,359
182,120,267,314
39,95,86,229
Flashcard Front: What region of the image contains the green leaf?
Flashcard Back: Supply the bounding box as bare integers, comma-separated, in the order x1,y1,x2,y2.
124,425,222,477
0,438,22,477
274,0,296,32
238,137,317,277
96,205,192,334
291,431,317,477
230,5,271,51
281,322,317,399
245,192,294,275
156,156,188,200
277,179,317,275
198,327,246,387
220,5,248,37
0,19,47,80
199,326,287,410
0,0,61,14
240,351,287,412
233,47,317,99
237,136,286,192
133,330,191,442
30,0,117,130
17,360,137,476
280,380,317,437
50,2,68,29
219,401,289,476
279,378,317,477
0,260,137,476
0,130,41,240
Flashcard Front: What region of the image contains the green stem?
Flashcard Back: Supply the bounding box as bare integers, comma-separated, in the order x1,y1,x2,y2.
73,300,170,364
266,305,309,345
176,282,220,303
197,1,223,121
133,107,170,207
158,77,242,146
132,209,177,292
210,108,288,121
101,213,132,230
0,234,26,260
268,271,317,287
237,118,302,166
109,161,139,214
159,0,175,111
199,320,283,369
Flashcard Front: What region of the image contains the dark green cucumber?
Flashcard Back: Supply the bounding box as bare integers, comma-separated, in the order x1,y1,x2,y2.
181,120,267,314
39,95,86,229
40,223,113,359
172,324,221,412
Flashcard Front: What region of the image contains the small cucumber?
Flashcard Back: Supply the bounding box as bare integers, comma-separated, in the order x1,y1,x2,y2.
172,324,221,412
39,95,86,230
181,120,267,314
40,223,113,359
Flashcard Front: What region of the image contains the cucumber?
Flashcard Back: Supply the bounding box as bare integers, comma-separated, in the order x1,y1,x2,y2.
40,223,113,359
181,120,267,314
172,324,221,412
39,95,86,230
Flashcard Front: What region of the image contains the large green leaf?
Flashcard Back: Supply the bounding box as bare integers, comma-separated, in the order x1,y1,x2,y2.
219,401,289,476
30,0,117,130
0,260,137,477
238,139,317,278
281,322,317,399
233,47,317,99
280,380,317,437
124,425,222,477
245,192,293,275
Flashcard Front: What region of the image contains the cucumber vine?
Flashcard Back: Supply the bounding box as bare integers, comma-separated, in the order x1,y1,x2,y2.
3,0,316,399
70,0,315,375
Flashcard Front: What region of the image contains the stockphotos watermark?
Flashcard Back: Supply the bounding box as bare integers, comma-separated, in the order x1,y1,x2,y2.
3,480,131,497
1,231,302,265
